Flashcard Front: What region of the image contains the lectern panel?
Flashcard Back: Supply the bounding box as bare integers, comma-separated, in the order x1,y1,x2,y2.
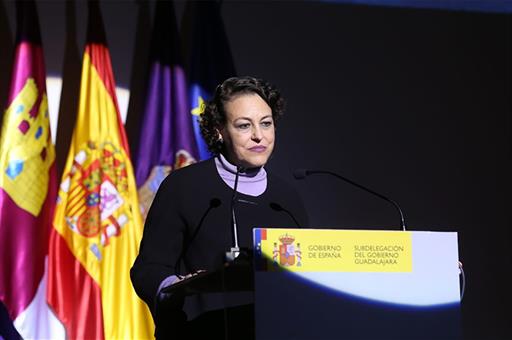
253,228,461,340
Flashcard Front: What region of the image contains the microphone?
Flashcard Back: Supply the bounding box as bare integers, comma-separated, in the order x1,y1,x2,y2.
225,166,245,262
294,169,407,231
174,198,222,276
269,202,302,228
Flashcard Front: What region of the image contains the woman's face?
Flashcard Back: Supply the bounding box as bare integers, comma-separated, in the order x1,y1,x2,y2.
220,93,275,169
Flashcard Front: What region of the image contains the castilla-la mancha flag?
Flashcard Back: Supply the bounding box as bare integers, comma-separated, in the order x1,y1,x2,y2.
0,1,64,339
47,2,154,339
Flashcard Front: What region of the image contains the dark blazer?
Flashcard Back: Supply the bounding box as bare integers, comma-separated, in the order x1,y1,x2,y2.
131,158,308,338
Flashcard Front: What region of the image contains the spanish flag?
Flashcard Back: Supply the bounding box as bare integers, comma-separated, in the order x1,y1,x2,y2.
47,2,154,339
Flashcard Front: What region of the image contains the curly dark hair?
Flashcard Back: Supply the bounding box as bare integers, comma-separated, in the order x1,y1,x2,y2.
199,76,285,155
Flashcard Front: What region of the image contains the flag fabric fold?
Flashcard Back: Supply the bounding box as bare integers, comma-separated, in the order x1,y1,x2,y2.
182,0,237,160
0,1,64,339
47,2,154,339
135,0,198,219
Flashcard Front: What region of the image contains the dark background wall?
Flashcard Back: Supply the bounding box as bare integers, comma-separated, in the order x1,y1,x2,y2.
1,1,510,339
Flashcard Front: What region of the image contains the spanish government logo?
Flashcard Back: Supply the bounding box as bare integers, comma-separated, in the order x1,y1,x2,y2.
273,234,302,267
58,140,132,261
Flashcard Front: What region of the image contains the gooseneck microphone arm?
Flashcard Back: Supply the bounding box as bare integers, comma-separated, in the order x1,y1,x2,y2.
294,169,407,231
269,202,302,228
174,198,222,277
231,167,241,250
226,166,244,262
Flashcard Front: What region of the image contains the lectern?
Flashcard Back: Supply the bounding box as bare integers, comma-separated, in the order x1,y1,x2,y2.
162,228,461,340
253,228,461,340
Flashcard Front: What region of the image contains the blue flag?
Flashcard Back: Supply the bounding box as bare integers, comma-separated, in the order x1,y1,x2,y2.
182,0,236,160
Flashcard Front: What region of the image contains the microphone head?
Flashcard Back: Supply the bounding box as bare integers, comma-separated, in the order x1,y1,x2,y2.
269,202,284,211
293,168,308,180
210,198,222,208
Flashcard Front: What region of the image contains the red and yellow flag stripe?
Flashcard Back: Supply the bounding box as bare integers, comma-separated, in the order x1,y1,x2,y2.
48,9,154,338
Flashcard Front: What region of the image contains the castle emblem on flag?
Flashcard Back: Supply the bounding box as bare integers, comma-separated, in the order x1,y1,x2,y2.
0,78,54,216
58,140,131,260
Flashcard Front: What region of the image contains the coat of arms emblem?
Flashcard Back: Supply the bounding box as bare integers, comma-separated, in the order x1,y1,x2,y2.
58,141,130,260
273,234,302,267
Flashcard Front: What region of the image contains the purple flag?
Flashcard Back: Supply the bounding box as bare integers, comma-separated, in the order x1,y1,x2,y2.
0,1,64,338
135,0,198,219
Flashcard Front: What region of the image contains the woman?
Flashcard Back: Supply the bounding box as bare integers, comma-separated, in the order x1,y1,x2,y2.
131,76,308,339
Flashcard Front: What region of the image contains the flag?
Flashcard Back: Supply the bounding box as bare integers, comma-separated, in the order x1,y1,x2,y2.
135,0,198,220
47,2,154,339
0,1,64,339
182,0,236,160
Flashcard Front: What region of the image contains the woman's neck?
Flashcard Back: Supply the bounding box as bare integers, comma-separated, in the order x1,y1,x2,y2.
217,153,261,176
215,154,267,196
